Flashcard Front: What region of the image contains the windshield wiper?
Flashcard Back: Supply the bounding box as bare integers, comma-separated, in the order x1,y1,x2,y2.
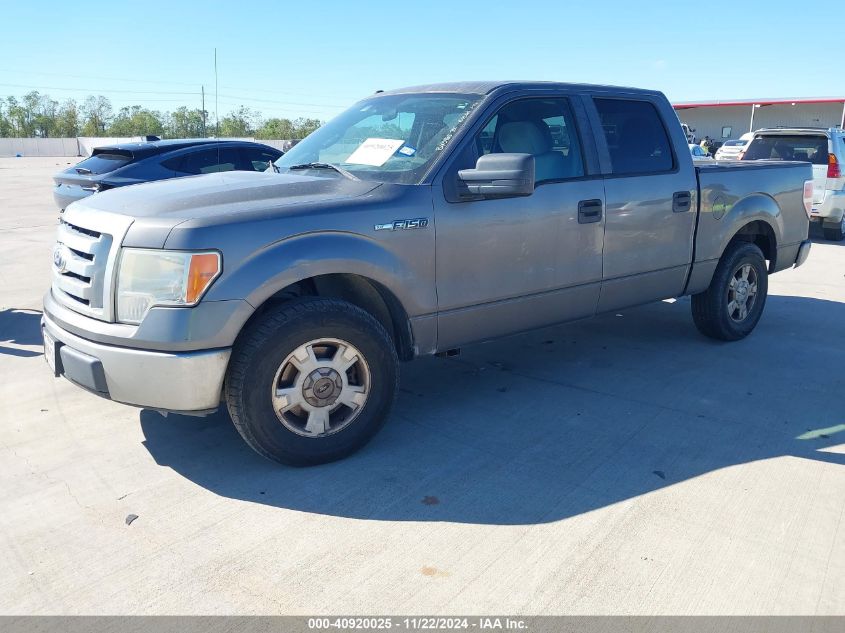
286,162,359,181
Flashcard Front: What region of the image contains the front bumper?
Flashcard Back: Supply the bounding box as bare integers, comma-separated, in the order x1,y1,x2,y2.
42,312,230,413
810,189,845,224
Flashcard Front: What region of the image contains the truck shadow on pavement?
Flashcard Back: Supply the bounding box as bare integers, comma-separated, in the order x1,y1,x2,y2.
0,308,43,358
140,294,845,525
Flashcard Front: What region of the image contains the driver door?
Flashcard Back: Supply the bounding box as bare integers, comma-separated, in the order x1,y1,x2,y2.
433,95,605,350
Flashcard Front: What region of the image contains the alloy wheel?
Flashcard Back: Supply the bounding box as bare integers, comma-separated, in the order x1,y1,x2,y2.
270,338,371,437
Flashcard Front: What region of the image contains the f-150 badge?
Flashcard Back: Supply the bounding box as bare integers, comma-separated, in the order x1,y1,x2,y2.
375,218,429,231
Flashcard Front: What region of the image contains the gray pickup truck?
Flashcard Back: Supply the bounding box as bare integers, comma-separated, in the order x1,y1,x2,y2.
43,81,813,465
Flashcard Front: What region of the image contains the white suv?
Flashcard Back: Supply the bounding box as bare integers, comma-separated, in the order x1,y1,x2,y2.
742,127,845,240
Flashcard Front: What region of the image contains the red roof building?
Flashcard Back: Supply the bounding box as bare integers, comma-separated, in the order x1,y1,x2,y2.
672,97,845,142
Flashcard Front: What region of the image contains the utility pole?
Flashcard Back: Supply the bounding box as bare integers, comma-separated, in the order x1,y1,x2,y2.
214,48,219,137
201,85,206,137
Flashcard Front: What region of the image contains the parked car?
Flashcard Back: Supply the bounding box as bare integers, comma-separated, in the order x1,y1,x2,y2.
741,127,845,240
53,139,283,210
689,143,715,161
715,133,754,161
42,81,812,466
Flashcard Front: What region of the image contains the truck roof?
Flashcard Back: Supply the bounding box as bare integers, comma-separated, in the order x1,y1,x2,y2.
376,81,662,97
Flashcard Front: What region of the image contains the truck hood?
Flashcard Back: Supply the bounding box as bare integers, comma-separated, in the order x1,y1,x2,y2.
74,170,381,221
64,170,383,248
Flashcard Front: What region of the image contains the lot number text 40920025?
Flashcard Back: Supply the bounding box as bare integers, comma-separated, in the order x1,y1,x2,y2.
307,617,528,630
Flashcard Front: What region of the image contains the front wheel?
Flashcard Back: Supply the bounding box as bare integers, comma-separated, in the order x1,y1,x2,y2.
691,241,768,341
225,298,399,466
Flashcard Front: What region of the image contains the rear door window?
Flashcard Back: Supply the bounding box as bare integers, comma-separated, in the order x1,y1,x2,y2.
742,135,828,163
168,147,240,174
73,151,133,175
592,98,675,175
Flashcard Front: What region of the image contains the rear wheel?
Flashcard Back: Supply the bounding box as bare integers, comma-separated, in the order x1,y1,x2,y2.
822,215,845,241
225,298,399,466
691,241,768,341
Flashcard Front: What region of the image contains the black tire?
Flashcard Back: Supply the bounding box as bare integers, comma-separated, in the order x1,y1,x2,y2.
691,241,768,341
822,218,845,241
225,298,399,466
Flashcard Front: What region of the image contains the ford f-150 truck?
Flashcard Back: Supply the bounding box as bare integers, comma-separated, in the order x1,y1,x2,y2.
42,81,814,465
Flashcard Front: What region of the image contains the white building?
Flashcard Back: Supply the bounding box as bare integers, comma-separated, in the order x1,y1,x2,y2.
673,97,845,142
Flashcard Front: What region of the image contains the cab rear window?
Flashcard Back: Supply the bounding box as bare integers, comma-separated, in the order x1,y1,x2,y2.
74,151,133,174
742,135,828,164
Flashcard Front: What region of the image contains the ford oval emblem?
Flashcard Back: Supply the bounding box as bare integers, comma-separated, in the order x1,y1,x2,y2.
53,243,68,273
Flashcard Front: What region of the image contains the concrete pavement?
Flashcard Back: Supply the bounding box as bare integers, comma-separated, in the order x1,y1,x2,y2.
1,157,843,614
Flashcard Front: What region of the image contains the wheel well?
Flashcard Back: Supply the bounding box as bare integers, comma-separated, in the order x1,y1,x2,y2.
730,220,777,272
247,274,415,361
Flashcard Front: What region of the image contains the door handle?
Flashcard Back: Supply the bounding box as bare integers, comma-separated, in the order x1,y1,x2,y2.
578,199,603,224
673,191,692,213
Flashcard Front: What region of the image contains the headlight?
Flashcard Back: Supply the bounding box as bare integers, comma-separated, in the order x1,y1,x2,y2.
116,248,222,324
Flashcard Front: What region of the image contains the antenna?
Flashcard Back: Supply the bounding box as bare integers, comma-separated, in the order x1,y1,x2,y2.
201,85,206,137
214,48,219,137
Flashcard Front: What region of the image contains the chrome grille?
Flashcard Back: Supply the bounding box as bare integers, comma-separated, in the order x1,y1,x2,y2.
52,219,113,313
50,206,135,322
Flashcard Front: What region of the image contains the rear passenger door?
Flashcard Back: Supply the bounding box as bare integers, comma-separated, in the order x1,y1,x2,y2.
586,95,698,312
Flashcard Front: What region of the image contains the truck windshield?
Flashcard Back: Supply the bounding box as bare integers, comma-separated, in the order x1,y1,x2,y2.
274,93,484,184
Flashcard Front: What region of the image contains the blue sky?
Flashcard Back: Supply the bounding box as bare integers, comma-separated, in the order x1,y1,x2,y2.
1,0,838,121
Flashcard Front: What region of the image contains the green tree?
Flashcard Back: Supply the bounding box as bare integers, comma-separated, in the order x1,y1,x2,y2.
55,99,80,137
292,117,322,139
3,97,16,135
16,91,44,136
109,105,165,137
80,95,113,136
0,99,12,137
33,95,59,137
165,106,207,138
0,90,328,139
3,94,33,136
255,117,295,140
218,106,259,137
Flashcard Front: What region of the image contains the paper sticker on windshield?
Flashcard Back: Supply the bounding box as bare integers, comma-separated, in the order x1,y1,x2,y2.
346,138,405,166
398,145,416,156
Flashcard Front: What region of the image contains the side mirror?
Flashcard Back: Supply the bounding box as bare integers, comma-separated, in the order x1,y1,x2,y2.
458,153,534,198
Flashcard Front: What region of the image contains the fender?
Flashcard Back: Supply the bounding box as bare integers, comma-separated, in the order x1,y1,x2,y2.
204,229,436,321
686,191,782,295
714,192,783,259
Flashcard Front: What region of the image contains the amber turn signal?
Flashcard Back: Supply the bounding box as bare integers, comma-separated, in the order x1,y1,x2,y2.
186,253,221,303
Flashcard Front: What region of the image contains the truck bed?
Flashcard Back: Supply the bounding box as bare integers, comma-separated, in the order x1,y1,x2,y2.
688,160,811,293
